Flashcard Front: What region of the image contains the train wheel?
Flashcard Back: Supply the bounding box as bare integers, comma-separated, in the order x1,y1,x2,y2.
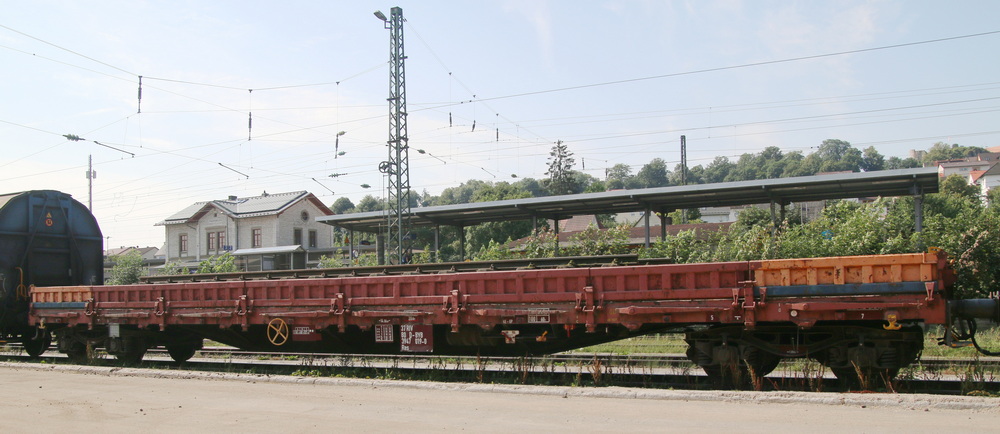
687,340,779,389
821,325,921,390
115,348,147,364
57,332,90,363
166,344,199,363
21,330,52,358
704,365,752,389
65,344,89,364
109,337,147,364
742,347,781,390
742,346,781,378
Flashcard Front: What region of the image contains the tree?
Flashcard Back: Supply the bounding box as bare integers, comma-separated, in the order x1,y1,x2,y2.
463,181,535,255
512,177,544,198
331,197,355,214
939,174,980,199
860,146,885,172
686,165,706,185
544,140,577,195
922,142,988,165
988,188,1000,208
810,139,863,173
355,195,384,212
470,181,530,202
777,151,807,177
885,156,921,170
108,253,144,285
605,163,633,189
418,189,432,207
726,147,791,181
783,152,821,178
669,162,705,186
734,207,773,230
584,179,607,193
634,158,670,188
434,180,491,205
703,156,735,184
569,171,597,194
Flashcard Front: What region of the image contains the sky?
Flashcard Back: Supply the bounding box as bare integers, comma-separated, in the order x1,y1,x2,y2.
1,0,998,250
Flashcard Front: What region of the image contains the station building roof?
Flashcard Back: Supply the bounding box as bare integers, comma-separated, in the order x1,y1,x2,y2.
158,191,332,226
317,167,938,233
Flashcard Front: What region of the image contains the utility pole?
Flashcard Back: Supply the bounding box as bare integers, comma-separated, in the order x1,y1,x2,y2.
680,135,687,186
86,155,96,211
375,7,412,265
680,135,687,224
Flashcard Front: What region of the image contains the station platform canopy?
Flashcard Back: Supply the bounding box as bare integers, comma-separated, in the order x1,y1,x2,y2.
317,167,939,233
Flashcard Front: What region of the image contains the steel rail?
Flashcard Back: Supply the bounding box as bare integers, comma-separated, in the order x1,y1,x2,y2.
174,347,1000,370
2,350,996,395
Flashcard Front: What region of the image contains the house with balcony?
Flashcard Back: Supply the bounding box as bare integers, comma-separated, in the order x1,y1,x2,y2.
970,162,1000,203
157,191,336,272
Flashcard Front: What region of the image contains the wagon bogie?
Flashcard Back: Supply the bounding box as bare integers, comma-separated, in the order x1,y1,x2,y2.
684,321,925,387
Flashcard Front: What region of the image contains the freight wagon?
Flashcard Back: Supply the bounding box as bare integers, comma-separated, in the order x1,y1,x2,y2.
27,249,1000,386
0,191,103,356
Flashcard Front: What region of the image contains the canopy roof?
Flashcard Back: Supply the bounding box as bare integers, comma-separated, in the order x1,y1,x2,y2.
318,167,938,233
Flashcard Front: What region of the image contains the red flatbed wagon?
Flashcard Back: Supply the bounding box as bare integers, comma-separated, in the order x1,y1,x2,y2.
28,251,992,385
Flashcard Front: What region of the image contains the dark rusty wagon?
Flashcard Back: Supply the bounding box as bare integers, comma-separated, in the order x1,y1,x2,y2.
0,190,103,356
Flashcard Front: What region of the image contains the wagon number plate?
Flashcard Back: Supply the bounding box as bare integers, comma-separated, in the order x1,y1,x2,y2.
528,314,550,324
399,324,433,353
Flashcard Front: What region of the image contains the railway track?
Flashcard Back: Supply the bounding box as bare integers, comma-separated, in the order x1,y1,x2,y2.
185,347,1000,368
3,345,997,395
138,254,672,283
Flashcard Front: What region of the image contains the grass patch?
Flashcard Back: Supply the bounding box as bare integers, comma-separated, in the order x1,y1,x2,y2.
923,325,1000,358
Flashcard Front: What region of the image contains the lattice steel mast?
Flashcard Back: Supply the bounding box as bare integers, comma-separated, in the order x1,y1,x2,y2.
376,7,412,264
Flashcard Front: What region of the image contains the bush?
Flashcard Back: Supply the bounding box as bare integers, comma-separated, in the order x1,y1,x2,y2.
564,224,631,256
474,239,517,261
640,193,999,299
317,255,342,268
197,252,238,273
108,253,144,285
160,261,188,276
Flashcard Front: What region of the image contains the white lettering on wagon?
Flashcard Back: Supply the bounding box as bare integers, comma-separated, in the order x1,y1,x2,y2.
528,314,550,324
291,327,321,342
375,324,394,343
399,324,433,352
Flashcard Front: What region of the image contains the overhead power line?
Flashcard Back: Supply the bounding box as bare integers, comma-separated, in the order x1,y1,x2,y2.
459,30,1000,104
0,23,137,76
